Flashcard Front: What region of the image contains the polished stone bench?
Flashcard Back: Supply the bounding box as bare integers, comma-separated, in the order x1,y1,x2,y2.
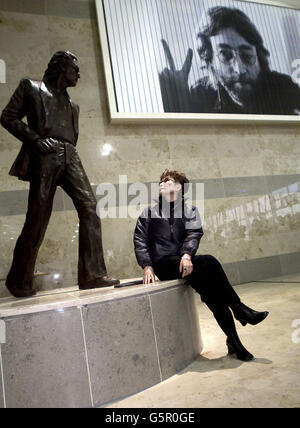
0,279,202,408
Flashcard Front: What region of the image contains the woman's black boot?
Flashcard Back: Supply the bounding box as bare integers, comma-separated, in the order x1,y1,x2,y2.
231,302,269,326
226,332,254,361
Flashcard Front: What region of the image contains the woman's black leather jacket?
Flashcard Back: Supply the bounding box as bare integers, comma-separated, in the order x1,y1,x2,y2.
134,197,203,268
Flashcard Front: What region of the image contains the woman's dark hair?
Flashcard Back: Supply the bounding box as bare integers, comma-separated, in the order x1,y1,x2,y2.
43,51,78,81
160,169,189,193
197,7,270,72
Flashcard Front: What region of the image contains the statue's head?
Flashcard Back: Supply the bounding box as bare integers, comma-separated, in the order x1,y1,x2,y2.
43,51,80,87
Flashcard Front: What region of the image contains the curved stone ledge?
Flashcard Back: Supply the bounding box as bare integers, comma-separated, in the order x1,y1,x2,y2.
0,280,202,408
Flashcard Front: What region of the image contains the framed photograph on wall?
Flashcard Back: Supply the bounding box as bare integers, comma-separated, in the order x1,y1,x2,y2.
95,0,300,124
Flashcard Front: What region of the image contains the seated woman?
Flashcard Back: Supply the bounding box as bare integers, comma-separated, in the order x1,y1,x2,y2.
133,169,268,361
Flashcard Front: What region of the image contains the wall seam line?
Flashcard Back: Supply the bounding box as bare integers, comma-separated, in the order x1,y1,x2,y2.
148,294,163,382
79,306,94,408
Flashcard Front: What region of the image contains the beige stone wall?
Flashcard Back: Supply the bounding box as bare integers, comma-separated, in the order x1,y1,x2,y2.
0,1,299,296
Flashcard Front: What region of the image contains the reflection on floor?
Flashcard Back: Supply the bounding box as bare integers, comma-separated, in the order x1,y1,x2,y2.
104,274,300,408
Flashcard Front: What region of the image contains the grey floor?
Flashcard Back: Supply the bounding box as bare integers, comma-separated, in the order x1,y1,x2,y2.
104,274,300,408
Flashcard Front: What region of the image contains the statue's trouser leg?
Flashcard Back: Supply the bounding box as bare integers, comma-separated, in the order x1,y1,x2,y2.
59,151,107,285
6,153,62,291
6,148,107,292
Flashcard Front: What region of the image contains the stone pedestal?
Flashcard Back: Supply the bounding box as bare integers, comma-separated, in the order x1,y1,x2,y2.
0,279,202,408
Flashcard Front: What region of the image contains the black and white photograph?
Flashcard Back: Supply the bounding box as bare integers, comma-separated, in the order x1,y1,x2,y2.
100,0,300,117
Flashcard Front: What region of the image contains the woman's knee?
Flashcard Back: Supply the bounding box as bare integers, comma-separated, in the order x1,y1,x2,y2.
193,254,221,272
205,254,220,265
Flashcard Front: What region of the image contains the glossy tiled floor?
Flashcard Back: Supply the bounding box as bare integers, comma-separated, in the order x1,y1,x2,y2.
104,274,300,408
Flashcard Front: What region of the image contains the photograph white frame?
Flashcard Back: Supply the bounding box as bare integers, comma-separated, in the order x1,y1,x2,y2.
95,0,300,124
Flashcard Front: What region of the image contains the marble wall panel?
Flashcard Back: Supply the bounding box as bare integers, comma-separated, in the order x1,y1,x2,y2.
0,0,46,15
0,210,79,296
238,255,282,284
68,56,104,118
263,157,300,176
167,130,217,159
198,235,281,266
223,176,268,198
219,156,265,178
198,194,299,264
0,168,28,191
172,157,222,180
47,15,98,60
265,175,300,195
256,125,300,152
2,50,51,89
0,189,29,217
35,210,79,288
75,135,173,187
213,125,261,158
0,11,48,37
1,307,91,408
272,192,300,234
0,133,22,170
82,136,172,163
0,186,64,216
0,85,10,104
100,216,144,280
0,12,50,87
149,286,201,380
79,158,175,187
202,195,279,242
45,0,94,20
222,262,240,286
82,295,161,406
277,231,300,255
0,214,27,285
280,252,300,276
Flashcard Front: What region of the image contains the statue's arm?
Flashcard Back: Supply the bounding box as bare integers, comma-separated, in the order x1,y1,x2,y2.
0,78,40,144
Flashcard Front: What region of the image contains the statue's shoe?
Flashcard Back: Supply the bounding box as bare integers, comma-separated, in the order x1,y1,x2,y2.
6,284,36,298
79,276,120,289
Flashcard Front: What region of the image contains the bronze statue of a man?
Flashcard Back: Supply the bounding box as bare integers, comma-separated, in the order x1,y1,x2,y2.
1,51,119,297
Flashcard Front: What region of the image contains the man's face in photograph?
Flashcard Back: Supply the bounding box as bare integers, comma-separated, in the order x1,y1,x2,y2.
209,28,261,103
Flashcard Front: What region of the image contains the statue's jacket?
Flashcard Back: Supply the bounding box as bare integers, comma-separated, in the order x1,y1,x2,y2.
0,78,79,181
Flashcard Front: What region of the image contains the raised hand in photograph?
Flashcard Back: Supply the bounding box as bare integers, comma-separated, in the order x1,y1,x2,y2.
159,39,193,112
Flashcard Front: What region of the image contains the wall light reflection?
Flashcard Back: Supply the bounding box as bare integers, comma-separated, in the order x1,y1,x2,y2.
101,143,112,156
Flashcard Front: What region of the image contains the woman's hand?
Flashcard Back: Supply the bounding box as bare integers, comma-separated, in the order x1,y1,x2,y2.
180,254,193,278
143,266,156,285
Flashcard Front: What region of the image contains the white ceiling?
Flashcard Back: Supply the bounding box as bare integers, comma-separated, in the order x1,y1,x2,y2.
280,0,299,7
274,0,299,6
244,0,299,8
